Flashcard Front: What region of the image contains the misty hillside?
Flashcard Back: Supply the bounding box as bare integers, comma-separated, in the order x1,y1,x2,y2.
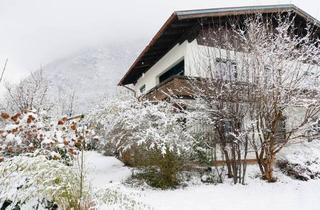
41,41,143,114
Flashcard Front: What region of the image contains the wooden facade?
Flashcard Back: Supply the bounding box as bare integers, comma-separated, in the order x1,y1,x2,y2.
141,75,194,101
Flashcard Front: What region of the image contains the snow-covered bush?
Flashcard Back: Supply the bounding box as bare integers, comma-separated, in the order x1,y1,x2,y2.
277,140,320,180
0,155,92,210
129,148,184,189
0,110,95,163
0,154,148,210
87,94,193,157
87,94,196,188
95,187,152,210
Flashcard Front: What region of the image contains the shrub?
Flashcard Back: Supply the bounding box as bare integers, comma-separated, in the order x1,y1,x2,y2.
277,160,320,181
0,111,96,164
95,188,152,210
278,140,320,181
0,154,149,210
86,95,195,188
86,95,194,159
191,137,214,166
130,148,183,189
0,155,92,210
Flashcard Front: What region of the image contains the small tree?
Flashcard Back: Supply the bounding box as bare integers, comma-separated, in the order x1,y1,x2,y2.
189,14,320,182
238,15,320,182
55,89,79,116
187,25,251,184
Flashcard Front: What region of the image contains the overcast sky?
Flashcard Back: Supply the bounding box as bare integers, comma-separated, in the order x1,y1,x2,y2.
0,0,319,86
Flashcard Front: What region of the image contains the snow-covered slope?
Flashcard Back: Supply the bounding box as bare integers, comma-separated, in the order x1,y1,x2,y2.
41,41,143,114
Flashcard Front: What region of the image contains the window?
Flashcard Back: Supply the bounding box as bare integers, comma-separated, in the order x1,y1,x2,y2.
159,60,184,84
264,66,272,85
223,120,233,134
215,58,237,81
140,84,146,94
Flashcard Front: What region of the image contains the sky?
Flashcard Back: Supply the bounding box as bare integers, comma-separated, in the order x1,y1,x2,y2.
0,0,319,86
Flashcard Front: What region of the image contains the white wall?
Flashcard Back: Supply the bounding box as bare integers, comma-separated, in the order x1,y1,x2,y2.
185,39,245,78
134,39,218,96
134,38,319,97
134,41,188,96
185,39,204,77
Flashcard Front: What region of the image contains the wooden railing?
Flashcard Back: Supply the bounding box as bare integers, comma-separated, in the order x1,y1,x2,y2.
142,75,194,101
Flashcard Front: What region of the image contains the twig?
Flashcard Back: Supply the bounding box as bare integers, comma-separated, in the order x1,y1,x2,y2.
0,58,8,83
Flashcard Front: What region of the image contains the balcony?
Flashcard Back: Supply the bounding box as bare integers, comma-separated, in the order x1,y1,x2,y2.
141,75,194,101
141,75,258,102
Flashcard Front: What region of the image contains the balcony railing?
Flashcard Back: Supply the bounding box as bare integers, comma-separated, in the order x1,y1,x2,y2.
141,75,194,101
141,75,253,101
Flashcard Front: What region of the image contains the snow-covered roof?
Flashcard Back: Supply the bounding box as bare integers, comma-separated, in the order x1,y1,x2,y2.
118,4,320,86
175,4,320,23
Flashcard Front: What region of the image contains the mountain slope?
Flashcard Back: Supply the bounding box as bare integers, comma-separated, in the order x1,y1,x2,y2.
41,41,143,114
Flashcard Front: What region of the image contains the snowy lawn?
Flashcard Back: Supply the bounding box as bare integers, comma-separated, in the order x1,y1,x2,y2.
85,151,320,210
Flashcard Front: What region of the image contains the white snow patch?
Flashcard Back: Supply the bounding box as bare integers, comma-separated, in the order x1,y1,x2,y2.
85,151,131,189
86,151,320,210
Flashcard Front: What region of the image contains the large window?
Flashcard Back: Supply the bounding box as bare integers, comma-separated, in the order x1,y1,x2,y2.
159,60,184,84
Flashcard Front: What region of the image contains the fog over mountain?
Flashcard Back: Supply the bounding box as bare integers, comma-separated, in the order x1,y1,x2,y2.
1,0,318,114
1,0,297,85
40,40,143,113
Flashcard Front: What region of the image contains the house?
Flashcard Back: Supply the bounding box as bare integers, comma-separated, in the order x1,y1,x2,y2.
118,4,320,101
118,5,320,169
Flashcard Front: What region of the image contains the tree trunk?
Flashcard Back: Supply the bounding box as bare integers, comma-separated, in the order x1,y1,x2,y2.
223,150,233,178
255,151,265,176
263,153,276,182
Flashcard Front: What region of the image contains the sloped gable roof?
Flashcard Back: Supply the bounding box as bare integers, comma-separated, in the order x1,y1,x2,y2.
118,4,320,86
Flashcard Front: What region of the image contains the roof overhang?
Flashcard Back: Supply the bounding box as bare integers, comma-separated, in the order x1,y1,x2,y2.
118,4,320,86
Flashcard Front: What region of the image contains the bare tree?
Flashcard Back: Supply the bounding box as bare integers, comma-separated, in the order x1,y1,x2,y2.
0,59,8,83
188,14,320,182
238,15,320,182
3,70,52,113
188,50,250,184
56,89,78,116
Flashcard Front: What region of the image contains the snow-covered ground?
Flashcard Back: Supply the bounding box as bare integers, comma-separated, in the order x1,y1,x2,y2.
85,151,131,188
85,151,320,210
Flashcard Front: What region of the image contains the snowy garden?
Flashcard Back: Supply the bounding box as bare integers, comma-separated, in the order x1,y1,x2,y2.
1,13,320,210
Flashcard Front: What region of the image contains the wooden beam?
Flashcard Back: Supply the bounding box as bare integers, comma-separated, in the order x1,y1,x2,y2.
171,22,194,28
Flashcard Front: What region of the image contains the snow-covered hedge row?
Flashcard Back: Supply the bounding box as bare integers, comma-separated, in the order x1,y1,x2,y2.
0,110,97,163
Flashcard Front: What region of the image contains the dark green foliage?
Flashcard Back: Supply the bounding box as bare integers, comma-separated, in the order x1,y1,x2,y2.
191,140,213,166
1,200,21,210
129,147,183,189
